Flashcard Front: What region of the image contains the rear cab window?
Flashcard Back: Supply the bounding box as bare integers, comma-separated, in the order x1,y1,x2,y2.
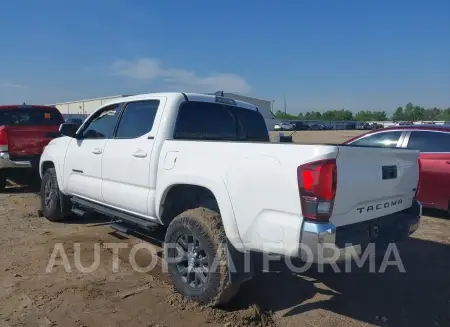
0,106,64,126
173,100,269,142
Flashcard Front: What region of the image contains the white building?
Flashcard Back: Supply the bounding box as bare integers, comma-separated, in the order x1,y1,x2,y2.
50,95,132,116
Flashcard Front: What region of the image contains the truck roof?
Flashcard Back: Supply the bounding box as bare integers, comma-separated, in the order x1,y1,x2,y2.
365,124,450,133
102,92,260,112
343,124,450,144
0,104,58,110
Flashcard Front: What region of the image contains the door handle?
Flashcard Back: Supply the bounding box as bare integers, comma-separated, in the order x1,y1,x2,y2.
445,161,450,164
92,148,102,155
132,151,147,158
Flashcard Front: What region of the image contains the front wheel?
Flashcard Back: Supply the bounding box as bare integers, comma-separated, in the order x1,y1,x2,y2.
40,168,70,222
164,207,240,307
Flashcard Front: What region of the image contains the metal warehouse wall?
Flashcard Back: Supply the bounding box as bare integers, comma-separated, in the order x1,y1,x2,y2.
216,92,275,119
51,95,130,115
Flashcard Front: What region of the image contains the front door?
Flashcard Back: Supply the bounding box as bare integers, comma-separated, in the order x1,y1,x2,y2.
101,98,165,216
63,103,122,203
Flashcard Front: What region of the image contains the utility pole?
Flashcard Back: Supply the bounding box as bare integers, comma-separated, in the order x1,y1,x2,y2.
284,96,287,114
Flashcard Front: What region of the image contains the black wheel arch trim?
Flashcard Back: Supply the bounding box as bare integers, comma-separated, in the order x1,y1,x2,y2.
225,238,254,284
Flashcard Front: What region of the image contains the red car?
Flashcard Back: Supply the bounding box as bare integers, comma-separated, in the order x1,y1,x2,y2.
0,104,64,191
344,124,450,213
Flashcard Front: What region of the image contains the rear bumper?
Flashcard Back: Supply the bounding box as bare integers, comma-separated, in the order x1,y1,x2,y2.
0,152,33,169
299,200,422,263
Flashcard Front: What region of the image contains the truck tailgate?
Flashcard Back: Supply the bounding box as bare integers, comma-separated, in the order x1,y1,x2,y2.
331,145,420,227
7,125,60,156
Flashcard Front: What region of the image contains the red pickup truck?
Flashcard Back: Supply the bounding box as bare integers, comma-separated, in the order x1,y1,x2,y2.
0,104,64,191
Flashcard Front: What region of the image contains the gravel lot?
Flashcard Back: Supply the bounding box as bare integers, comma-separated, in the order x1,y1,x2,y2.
0,131,449,327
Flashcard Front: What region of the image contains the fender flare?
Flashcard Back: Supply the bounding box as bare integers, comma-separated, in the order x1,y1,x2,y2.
40,156,65,194
156,174,245,252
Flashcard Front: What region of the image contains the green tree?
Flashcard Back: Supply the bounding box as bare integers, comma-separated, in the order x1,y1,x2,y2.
391,106,404,121
440,108,450,121
403,102,415,120
353,110,387,121
372,111,388,121
354,110,371,121
412,105,425,120
328,109,353,121
275,104,447,123
303,111,323,120
322,111,335,120
424,107,441,121
274,110,298,120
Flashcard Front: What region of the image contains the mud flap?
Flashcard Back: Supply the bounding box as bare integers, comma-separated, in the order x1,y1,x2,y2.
59,190,73,215
226,239,254,284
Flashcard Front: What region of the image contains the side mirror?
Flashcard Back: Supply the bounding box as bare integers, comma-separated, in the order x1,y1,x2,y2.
59,123,79,138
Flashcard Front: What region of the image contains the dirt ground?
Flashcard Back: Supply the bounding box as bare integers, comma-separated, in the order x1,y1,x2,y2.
1,131,449,327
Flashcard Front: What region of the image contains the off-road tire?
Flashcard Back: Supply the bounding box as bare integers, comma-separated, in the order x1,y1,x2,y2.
0,170,6,192
164,207,240,307
40,168,71,222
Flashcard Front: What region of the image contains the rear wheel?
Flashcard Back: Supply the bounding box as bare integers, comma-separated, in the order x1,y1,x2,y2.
40,168,71,222
164,207,240,307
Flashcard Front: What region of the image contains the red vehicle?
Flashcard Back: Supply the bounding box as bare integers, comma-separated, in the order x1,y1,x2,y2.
344,124,450,213
0,104,64,191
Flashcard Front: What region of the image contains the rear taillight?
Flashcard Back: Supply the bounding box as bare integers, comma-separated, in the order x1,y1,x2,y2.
297,159,337,222
414,158,421,200
0,127,8,152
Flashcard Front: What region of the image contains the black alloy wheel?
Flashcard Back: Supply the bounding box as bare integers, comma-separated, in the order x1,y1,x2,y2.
175,232,210,289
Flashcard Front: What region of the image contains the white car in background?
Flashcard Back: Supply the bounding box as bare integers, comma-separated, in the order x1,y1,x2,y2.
274,121,294,131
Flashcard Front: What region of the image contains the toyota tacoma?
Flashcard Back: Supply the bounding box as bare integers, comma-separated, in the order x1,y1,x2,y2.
39,92,422,306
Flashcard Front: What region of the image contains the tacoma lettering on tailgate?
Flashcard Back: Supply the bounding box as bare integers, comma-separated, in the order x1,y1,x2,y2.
357,199,403,214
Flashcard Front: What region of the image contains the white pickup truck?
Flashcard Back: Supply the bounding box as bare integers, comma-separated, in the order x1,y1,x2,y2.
39,92,422,306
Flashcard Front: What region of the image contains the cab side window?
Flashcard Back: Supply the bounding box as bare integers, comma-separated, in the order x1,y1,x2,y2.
80,104,121,139
350,131,402,148
115,100,160,139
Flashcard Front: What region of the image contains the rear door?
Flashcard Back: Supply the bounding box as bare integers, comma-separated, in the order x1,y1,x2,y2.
1,106,64,157
402,130,450,210
101,98,165,216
